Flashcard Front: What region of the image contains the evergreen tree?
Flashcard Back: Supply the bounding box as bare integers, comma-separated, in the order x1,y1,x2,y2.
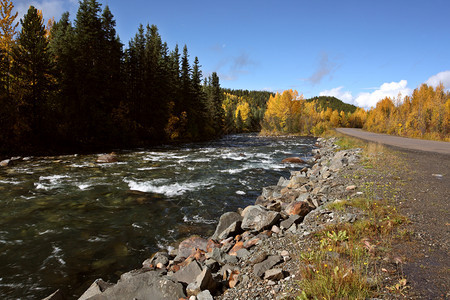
209,72,223,134
11,5,52,140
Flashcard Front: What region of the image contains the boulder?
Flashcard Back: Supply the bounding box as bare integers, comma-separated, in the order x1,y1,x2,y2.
87,271,185,300
177,236,208,259
0,159,10,167
281,157,306,164
253,255,282,277
186,268,218,297
96,152,118,163
78,279,113,300
142,252,169,268
279,214,301,229
217,221,242,241
211,212,243,240
241,205,280,232
284,201,311,217
173,260,203,284
277,176,290,187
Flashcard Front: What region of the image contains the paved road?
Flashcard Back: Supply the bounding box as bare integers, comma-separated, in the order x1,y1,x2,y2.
335,128,450,155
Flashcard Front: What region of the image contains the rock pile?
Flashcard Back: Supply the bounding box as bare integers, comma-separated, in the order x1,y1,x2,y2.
72,137,363,300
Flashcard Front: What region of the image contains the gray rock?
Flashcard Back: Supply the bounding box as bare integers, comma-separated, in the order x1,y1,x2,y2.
279,215,301,229
78,279,113,300
206,248,226,264
261,186,283,199
295,193,310,202
277,176,289,187
173,260,203,284
143,252,169,268
224,254,238,264
211,212,243,240
0,159,10,167
264,268,284,281
205,259,220,272
88,271,185,300
197,290,214,300
186,268,217,297
253,255,282,277
241,205,280,232
217,221,242,240
236,248,251,259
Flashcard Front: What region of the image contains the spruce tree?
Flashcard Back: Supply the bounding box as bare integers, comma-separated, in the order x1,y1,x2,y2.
12,5,52,140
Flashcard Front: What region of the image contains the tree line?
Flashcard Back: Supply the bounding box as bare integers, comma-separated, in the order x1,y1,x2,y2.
0,0,227,155
261,85,449,141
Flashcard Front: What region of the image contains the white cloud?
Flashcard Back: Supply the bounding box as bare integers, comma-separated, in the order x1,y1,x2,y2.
319,86,353,103
425,70,450,89
15,0,77,22
354,80,412,109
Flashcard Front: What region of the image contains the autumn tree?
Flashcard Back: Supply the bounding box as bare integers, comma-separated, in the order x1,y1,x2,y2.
0,0,18,94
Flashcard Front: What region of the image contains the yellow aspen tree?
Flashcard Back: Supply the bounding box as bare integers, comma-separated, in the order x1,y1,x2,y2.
0,0,19,53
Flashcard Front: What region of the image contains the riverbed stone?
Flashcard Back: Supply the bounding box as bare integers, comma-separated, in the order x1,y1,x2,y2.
241,205,281,232
253,255,282,277
211,212,243,240
217,221,242,240
177,236,208,259
279,214,301,229
284,201,311,217
78,279,113,300
96,153,118,163
186,268,217,297
88,271,185,300
0,159,10,167
281,157,306,164
173,260,203,284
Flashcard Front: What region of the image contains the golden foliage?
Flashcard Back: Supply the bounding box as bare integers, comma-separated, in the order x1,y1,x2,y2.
0,0,19,52
364,84,450,141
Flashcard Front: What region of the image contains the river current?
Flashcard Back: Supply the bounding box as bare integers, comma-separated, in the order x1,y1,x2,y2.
0,134,316,299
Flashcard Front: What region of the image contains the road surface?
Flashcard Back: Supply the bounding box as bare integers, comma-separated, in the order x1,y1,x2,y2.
335,128,450,155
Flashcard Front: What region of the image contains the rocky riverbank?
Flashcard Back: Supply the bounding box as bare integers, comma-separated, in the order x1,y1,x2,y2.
45,137,364,300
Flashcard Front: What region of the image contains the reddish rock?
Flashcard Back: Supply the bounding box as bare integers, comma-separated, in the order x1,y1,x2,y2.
243,237,260,249
228,241,244,256
206,239,220,253
281,157,306,164
228,270,240,288
284,201,311,217
178,236,208,259
96,152,118,163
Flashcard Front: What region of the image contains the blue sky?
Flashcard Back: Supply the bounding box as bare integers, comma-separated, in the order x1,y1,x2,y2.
14,0,450,108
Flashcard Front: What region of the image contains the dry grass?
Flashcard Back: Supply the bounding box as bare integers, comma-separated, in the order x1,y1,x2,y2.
295,134,410,299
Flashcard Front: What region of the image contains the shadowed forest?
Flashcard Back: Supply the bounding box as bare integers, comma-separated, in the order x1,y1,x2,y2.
1,0,449,156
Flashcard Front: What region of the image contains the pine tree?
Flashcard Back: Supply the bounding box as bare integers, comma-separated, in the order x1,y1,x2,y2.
11,5,52,139
209,72,224,134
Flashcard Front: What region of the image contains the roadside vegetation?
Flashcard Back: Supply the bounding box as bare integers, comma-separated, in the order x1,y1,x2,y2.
296,134,413,299
260,85,449,141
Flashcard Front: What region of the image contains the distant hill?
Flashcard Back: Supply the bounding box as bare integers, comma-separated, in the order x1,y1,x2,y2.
306,96,357,113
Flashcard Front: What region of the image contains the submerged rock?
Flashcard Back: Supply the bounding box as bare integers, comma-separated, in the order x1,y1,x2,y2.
96,152,118,163
281,157,307,164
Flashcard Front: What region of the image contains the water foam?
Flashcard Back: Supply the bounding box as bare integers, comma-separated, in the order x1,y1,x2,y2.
125,178,212,197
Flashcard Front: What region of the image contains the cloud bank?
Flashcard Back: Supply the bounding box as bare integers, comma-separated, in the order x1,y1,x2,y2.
15,0,77,22
425,70,450,89
319,80,413,109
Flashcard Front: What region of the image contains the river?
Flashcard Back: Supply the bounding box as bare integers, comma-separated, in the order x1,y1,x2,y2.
0,133,316,299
